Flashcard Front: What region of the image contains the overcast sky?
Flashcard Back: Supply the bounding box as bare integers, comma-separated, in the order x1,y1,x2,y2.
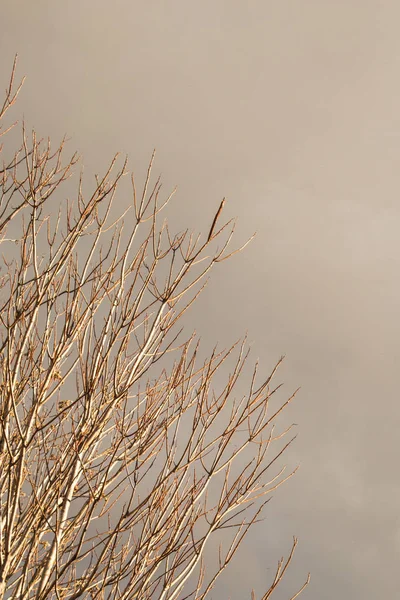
2,2,400,598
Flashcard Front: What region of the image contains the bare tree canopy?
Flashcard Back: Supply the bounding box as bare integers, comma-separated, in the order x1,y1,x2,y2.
0,59,309,600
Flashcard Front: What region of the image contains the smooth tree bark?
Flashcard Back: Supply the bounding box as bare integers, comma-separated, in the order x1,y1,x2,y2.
0,58,309,600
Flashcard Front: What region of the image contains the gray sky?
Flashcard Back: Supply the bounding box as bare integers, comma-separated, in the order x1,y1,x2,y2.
2,1,400,598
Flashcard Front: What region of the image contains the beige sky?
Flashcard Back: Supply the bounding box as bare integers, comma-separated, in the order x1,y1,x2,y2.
2,1,400,598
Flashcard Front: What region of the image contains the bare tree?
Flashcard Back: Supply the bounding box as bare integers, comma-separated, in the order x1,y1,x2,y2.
0,59,309,600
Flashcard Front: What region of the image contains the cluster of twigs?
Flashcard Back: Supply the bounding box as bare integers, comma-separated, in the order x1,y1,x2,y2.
0,58,309,600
